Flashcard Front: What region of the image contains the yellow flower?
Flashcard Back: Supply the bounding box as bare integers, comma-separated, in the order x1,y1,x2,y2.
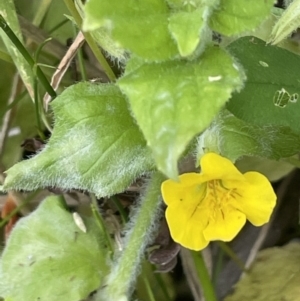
161,153,277,251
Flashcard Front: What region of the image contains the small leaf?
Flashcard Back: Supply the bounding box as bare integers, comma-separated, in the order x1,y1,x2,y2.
75,0,126,62
4,82,154,197
197,110,300,162
118,47,244,178
0,196,109,301
225,243,300,301
210,0,274,36
83,0,178,61
226,36,300,134
269,0,300,45
168,7,211,57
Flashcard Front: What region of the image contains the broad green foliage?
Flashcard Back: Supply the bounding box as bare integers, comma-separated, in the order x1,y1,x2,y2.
225,243,300,301
269,0,300,45
227,37,300,134
83,0,178,61
197,110,300,162
2,1,300,301
3,83,154,196
0,196,109,301
210,0,275,36
118,47,245,178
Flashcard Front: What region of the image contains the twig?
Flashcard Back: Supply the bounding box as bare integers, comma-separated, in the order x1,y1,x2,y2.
18,15,108,79
43,31,85,110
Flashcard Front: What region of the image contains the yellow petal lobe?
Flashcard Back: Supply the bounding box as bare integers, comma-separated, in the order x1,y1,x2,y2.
166,206,209,250
200,153,244,181
161,173,204,207
234,171,277,226
203,206,246,241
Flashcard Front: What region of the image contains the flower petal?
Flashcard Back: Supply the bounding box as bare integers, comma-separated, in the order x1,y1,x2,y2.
161,173,205,207
200,153,244,181
203,206,246,241
234,171,276,226
165,206,209,251
163,177,211,250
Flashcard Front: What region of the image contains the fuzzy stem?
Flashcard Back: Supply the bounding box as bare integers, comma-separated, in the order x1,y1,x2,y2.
93,172,164,301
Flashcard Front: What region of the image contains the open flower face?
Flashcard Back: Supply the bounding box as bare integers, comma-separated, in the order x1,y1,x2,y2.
161,153,277,251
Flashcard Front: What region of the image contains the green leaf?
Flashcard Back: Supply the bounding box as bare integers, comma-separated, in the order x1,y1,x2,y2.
0,0,34,98
0,196,109,301
168,7,210,57
3,82,154,197
210,0,274,36
226,36,300,135
197,110,300,162
225,243,300,301
75,0,126,62
83,0,178,61
269,0,300,45
235,156,294,182
118,47,244,178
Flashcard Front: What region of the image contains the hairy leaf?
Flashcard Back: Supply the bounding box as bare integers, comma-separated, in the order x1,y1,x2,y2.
197,110,300,162
168,7,210,57
225,243,300,301
210,0,274,36
4,83,153,197
227,36,300,134
83,0,178,61
0,196,109,301
118,47,245,178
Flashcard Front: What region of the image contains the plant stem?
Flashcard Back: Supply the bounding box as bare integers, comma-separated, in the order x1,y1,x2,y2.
152,269,173,301
111,196,128,224
0,15,56,99
73,25,87,81
191,250,218,301
217,241,247,272
212,247,224,286
33,77,43,136
142,273,156,301
93,172,164,301
63,0,116,81
0,49,12,63
90,194,114,254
